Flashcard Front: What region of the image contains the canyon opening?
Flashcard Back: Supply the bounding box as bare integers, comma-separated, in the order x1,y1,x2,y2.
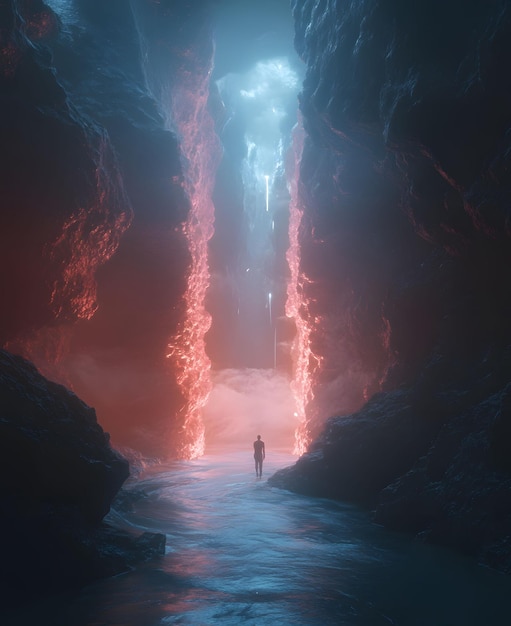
3,0,511,621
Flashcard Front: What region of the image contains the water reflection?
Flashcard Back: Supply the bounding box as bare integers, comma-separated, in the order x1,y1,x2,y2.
3,451,511,625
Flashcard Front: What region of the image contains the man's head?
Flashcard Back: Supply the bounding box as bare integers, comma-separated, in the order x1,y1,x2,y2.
257,435,261,440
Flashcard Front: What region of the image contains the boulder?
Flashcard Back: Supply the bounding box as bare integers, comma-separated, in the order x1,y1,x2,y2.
269,355,511,573
0,350,165,603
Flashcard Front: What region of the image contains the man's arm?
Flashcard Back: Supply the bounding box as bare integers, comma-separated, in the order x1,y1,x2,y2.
262,442,265,459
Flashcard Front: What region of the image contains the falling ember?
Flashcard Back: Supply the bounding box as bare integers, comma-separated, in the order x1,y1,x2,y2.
273,327,277,370
286,121,319,455
165,48,222,459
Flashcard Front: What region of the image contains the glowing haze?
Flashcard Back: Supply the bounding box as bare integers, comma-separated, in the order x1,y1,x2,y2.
126,0,308,457
201,56,310,454
44,0,315,458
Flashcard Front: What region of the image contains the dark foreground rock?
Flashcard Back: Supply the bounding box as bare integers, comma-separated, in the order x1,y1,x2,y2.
0,350,165,604
269,387,441,503
374,382,511,574
269,352,511,574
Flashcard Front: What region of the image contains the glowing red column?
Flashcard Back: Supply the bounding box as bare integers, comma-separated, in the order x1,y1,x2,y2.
286,121,320,455
166,52,222,459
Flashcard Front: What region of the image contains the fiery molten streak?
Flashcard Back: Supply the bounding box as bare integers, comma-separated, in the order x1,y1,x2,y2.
50,135,131,321
166,53,221,460
286,122,319,456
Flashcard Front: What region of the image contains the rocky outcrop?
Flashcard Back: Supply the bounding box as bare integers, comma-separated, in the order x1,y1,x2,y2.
270,387,442,503
271,0,511,572
270,349,511,571
375,381,511,573
0,350,165,604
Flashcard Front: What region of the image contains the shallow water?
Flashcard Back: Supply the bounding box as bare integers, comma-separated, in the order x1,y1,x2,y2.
3,450,511,625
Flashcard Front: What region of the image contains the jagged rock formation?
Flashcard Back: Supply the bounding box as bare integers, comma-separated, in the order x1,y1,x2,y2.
290,0,511,419
0,350,165,603
270,0,511,572
0,0,198,454
0,0,131,344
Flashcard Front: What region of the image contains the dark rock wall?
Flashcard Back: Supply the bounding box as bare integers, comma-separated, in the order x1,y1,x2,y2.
0,0,212,454
270,0,511,571
291,0,511,421
41,0,193,454
0,0,131,343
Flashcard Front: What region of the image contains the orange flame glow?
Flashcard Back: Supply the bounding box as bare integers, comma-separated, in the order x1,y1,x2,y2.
49,135,132,321
286,121,320,455
165,52,222,459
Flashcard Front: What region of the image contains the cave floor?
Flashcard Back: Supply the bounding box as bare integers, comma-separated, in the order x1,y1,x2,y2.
3,450,511,625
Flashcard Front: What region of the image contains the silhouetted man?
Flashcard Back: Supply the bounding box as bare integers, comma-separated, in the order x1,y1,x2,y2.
253,434,265,477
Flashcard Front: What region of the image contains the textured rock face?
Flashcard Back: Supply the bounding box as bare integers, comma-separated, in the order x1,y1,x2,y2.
40,0,192,452
291,0,511,415
0,349,164,601
374,378,511,572
0,350,128,522
270,387,442,502
270,349,511,569
271,0,511,571
0,0,131,343
0,0,204,453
